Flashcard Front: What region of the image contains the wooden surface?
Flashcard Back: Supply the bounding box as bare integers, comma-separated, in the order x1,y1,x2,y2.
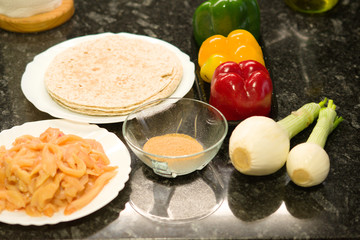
0,0,74,33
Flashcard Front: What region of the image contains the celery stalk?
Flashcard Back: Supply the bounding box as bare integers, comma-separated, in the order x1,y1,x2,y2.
277,98,328,139
307,99,343,147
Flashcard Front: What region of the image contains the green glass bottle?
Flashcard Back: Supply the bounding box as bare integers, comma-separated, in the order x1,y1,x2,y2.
285,0,338,13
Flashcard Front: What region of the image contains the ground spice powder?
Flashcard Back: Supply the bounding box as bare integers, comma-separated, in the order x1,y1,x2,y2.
143,133,203,157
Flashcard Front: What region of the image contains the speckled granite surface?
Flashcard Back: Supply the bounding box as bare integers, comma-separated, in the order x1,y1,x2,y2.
0,0,359,239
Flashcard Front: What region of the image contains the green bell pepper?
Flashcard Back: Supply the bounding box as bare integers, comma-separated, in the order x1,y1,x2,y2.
192,0,261,46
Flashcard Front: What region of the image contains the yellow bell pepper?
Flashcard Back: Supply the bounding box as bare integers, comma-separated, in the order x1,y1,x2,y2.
200,54,227,83
198,29,265,83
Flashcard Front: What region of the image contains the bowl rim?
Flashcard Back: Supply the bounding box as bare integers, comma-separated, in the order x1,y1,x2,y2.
122,97,228,159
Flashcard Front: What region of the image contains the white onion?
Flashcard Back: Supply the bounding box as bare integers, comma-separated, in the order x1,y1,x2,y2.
286,142,330,187
285,99,343,187
228,100,326,176
229,116,290,176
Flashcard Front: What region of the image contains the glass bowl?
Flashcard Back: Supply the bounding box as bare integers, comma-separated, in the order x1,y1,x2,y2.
122,97,228,178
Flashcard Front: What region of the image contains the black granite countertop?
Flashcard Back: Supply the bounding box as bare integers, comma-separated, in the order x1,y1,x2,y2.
0,0,359,239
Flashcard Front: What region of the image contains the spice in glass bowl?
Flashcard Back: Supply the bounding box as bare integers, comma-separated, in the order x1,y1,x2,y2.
143,133,203,159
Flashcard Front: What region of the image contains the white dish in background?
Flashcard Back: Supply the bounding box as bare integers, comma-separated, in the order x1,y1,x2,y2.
21,32,195,124
0,119,131,226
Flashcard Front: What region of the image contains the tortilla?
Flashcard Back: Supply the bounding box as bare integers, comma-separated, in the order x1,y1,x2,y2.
44,34,183,116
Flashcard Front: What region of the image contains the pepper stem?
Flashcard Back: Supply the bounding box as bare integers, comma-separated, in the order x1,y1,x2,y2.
307,99,343,148
277,98,327,139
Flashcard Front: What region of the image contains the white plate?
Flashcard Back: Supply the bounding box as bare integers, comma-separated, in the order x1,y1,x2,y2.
0,119,131,226
21,32,195,124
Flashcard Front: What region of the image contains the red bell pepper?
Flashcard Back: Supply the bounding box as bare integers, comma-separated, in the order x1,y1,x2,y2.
209,60,273,121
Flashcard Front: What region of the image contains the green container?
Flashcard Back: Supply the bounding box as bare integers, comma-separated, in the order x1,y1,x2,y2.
285,0,339,13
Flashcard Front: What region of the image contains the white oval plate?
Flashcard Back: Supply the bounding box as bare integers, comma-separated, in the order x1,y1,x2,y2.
0,119,131,226
21,32,195,124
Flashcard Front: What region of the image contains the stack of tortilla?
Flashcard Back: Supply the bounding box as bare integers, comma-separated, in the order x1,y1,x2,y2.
44,34,183,116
